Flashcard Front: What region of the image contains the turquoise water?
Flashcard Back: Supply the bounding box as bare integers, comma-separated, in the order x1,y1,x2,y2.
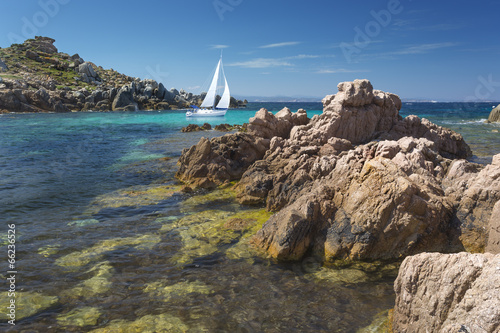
0,102,498,332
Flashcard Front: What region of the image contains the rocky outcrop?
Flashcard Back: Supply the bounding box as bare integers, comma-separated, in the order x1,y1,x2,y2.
290,80,401,146
176,79,496,262
486,200,500,254
176,133,270,189
443,154,500,252
30,36,58,54
0,36,246,112
247,107,309,139
488,104,500,123
0,58,7,72
78,62,101,84
249,137,457,261
111,85,137,111
181,123,212,132
393,252,500,333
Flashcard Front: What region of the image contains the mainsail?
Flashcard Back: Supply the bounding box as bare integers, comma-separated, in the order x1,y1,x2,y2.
200,58,222,108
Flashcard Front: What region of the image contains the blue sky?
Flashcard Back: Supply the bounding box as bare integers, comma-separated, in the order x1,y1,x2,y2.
1,0,500,101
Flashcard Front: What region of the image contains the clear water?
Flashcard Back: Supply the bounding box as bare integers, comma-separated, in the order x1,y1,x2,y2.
0,102,498,332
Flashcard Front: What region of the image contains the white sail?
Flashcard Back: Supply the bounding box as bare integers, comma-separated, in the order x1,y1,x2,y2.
200,58,221,108
216,75,230,109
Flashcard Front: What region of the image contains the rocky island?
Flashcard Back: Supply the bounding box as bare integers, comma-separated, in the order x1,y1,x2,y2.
176,79,500,331
0,36,246,113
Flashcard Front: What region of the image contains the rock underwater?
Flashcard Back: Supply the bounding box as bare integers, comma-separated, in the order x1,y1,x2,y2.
176,79,498,262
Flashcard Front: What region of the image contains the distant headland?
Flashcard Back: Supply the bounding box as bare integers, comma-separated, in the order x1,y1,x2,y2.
0,36,247,113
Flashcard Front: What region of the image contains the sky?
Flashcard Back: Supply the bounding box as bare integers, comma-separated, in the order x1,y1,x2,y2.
1,0,500,101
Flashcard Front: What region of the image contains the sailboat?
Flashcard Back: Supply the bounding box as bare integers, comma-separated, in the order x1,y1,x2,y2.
186,55,230,117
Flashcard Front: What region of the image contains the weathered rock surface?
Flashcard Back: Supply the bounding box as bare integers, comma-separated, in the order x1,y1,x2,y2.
488,104,500,123
393,252,500,333
290,80,401,146
443,154,500,252
176,133,269,188
247,107,309,139
176,79,496,262
0,57,8,72
486,200,500,254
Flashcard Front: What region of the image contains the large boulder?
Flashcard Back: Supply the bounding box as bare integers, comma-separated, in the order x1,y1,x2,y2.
251,138,454,261
486,200,500,254
112,85,137,111
444,154,500,252
290,79,401,145
0,58,8,72
30,36,58,54
247,107,309,139
488,104,500,123
393,252,500,333
176,133,269,188
78,62,99,82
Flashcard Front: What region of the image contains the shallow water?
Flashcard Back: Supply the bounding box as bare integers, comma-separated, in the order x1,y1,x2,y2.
0,102,498,332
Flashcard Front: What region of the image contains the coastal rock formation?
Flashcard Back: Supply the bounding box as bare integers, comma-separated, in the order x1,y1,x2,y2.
176,133,269,188
290,80,401,145
443,155,500,252
176,79,499,262
393,252,500,333
488,104,500,123
247,107,309,139
486,200,500,253
0,36,246,112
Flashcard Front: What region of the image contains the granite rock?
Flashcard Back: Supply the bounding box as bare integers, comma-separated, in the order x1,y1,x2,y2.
393,252,500,333
488,104,500,123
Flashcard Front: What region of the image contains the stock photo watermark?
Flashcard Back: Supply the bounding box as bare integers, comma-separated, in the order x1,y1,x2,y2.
6,223,17,325
144,64,170,85
467,74,500,102
213,0,243,21
7,0,71,44
340,0,404,63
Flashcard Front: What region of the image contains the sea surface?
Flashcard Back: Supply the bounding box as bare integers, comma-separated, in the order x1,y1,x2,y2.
0,102,498,332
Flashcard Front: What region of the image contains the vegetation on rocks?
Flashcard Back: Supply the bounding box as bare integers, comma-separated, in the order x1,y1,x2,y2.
0,36,246,112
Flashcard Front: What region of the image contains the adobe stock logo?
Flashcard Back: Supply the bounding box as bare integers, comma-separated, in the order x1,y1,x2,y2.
7,0,71,44
340,0,404,63
213,0,243,21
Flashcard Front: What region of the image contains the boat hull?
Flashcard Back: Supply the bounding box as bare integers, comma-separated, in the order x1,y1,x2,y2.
186,109,227,117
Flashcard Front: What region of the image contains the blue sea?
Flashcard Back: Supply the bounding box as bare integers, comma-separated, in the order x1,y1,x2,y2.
0,102,498,332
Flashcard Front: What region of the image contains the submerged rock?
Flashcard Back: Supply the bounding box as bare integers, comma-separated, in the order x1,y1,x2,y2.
56,234,160,267
57,306,101,327
89,313,188,333
0,292,58,321
143,280,213,301
393,252,500,333
85,184,181,215
64,261,114,297
38,243,61,257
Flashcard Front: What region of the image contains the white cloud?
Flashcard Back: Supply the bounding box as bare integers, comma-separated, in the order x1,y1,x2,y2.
227,58,293,68
210,44,229,49
392,42,458,55
259,41,301,48
285,54,323,60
